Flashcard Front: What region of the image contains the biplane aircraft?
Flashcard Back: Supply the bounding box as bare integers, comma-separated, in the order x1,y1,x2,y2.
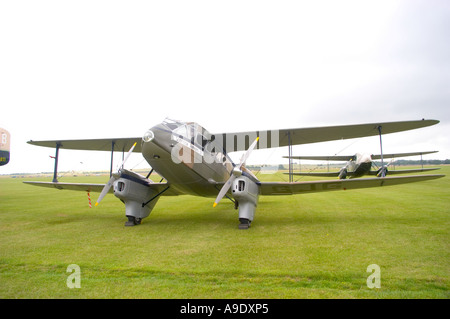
284,151,439,179
25,118,444,229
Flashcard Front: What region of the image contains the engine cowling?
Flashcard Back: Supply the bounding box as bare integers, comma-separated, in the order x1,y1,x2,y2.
231,176,259,229
376,167,388,177
338,168,348,179
113,170,160,226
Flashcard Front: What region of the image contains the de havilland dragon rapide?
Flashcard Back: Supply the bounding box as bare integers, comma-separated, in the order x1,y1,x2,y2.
26,118,444,229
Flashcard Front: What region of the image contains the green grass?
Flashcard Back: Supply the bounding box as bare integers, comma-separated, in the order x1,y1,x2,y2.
0,167,449,298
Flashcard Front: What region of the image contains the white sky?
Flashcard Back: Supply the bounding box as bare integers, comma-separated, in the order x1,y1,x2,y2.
1,0,449,175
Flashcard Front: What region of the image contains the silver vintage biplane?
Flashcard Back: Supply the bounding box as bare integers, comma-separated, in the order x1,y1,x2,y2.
284,151,440,179
25,118,444,229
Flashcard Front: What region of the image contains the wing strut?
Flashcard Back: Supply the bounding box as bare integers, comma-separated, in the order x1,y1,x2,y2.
110,141,115,177
288,131,293,183
52,143,61,183
146,168,154,179
49,140,121,182
142,185,170,208
377,126,385,177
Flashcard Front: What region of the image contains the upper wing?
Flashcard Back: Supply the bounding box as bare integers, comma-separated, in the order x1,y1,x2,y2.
27,137,142,152
215,119,439,153
371,151,438,160
23,181,180,195
259,174,444,195
26,119,438,154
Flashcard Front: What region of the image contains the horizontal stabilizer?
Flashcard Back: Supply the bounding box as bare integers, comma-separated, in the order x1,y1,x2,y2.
260,174,444,195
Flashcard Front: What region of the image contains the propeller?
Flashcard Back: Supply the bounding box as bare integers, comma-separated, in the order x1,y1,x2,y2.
376,158,395,177
337,157,354,179
95,142,137,206
213,137,259,207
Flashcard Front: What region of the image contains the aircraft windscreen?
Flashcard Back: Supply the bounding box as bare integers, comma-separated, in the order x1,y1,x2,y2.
162,118,184,130
162,118,234,167
164,119,215,151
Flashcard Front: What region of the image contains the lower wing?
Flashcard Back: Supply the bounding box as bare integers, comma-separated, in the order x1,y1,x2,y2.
286,171,342,177
25,174,444,197
288,167,440,178
23,181,180,196
260,174,444,195
368,168,440,175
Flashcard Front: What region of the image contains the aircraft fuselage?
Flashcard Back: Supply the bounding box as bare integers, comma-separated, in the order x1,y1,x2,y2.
342,153,373,179
141,119,234,197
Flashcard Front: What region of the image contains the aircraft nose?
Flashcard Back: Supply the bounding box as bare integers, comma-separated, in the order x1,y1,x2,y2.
142,129,155,143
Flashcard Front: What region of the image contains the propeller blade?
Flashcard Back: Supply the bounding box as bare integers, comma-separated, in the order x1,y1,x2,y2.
95,175,116,206
95,142,136,207
241,165,258,181
120,142,137,169
386,158,396,167
377,159,395,177
239,137,259,167
213,175,236,207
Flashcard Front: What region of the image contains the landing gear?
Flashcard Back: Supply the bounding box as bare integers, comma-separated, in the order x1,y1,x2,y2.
238,218,251,230
125,216,142,226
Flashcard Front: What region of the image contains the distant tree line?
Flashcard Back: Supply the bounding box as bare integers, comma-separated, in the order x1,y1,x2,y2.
380,159,450,166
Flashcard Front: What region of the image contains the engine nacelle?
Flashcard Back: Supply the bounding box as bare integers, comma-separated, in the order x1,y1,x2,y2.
231,176,260,229
113,170,160,226
338,168,348,179
376,167,388,177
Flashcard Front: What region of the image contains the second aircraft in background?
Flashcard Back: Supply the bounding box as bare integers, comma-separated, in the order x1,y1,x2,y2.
285,151,439,179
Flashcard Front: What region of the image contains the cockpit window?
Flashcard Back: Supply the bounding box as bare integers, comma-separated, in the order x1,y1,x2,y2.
166,119,234,168
171,122,211,150
162,118,183,130
173,124,192,141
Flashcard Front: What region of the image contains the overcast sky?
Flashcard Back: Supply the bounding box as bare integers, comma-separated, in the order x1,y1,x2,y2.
1,0,449,175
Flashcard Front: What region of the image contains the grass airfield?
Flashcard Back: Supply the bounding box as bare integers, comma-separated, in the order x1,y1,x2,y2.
0,167,449,298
